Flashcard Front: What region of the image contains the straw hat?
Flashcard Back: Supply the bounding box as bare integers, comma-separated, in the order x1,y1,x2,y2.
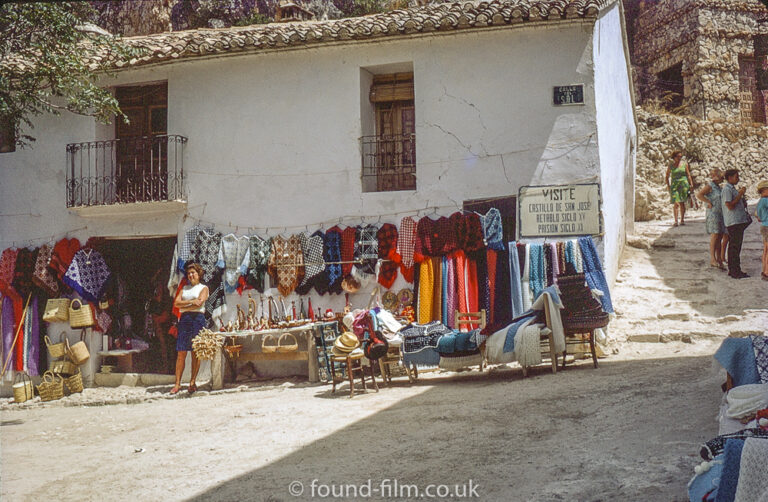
332,332,360,356
757,180,768,192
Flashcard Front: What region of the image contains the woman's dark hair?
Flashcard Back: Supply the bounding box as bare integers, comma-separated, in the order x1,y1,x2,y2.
185,262,204,279
723,169,739,180
670,150,682,159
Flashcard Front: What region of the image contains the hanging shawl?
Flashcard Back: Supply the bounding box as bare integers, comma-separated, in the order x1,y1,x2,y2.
508,241,524,319
456,213,484,253
577,236,614,314
417,258,435,324
352,224,378,285
481,208,505,251
487,250,497,324
2,296,18,372
376,223,399,289
445,256,457,329
48,238,81,282
340,227,356,278
528,243,546,303
431,257,442,323
63,248,111,302
32,244,59,297
12,247,39,299
218,234,250,294
441,256,449,326
178,225,212,273
415,216,444,261
397,216,417,283
191,229,226,322
296,232,325,296
246,235,271,293
492,247,512,326
521,244,532,311
268,235,304,297
167,243,180,297
476,250,489,316
0,248,18,296
438,216,458,256
324,226,344,294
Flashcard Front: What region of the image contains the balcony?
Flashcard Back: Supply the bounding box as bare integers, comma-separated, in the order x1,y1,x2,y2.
66,135,187,215
361,133,416,192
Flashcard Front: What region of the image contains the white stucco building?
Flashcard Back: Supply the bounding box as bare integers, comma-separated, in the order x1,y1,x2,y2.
0,0,635,385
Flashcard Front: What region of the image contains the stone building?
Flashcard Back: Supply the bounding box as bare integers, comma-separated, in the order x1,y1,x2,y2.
631,0,768,123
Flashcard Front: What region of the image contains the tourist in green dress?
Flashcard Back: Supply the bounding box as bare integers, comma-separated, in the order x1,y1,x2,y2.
665,150,694,226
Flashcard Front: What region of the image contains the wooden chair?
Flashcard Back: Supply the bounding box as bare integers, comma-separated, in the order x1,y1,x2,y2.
450,309,487,372
561,328,599,369
330,351,379,398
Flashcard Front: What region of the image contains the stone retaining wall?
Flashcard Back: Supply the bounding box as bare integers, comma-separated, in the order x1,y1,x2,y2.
635,107,768,221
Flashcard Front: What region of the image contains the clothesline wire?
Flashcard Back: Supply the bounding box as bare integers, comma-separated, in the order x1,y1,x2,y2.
7,226,89,249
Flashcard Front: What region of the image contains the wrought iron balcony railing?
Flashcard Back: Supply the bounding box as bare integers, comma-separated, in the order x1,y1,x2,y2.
361,133,416,192
65,134,187,208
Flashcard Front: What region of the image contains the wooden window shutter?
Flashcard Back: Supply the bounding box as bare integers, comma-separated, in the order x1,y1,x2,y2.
370,73,414,103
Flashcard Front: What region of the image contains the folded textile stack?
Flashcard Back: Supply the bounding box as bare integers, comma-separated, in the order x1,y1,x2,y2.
556,274,609,332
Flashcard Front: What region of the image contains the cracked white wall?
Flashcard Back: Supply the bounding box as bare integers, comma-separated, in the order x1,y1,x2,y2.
1,16,634,336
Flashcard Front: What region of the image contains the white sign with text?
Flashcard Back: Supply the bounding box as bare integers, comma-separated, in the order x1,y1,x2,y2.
518,183,602,238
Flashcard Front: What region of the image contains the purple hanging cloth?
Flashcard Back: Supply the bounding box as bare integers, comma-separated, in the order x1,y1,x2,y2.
26,296,39,376
2,296,15,366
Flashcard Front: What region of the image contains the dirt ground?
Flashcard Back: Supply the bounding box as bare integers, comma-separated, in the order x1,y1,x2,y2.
1,210,766,502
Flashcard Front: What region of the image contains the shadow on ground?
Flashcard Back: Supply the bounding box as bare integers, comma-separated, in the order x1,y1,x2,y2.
186,354,721,502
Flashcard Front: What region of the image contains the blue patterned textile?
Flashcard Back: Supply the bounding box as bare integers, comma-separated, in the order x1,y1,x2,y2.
508,242,524,318
577,236,614,313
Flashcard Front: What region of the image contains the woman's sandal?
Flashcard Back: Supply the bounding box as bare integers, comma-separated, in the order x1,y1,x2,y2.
169,386,180,395
188,383,197,395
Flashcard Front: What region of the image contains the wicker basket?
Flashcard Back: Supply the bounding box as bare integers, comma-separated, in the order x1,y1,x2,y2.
66,331,90,365
43,298,70,323
69,299,95,329
277,332,298,352
45,333,67,359
36,371,64,402
50,358,78,376
63,370,84,394
12,371,34,403
261,334,278,353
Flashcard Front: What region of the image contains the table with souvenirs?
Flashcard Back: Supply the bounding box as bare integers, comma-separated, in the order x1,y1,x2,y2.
213,315,322,386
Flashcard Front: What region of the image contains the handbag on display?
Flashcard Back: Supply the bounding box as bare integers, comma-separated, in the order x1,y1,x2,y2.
69,299,95,328
43,298,70,323
66,329,90,366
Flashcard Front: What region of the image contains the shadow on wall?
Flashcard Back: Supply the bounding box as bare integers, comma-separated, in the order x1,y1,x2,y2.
643,204,765,318
186,354,719,502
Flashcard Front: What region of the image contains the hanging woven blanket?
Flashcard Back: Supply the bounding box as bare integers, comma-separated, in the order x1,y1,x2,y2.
415,216,443,261
324,227,344,294
481,208,505,251
296,232,325,296
734,437,768,502
352,224,378,285
32,244,59,297
268,235,304,297
63,248,112,302
577,236,614,314
397,217,417,282
529,243,546,302
340,227,356,278
12,247,39,299
376,223,399,289
457,212,485,253
246,235,271,293
190,229,226,322
218,234,250,294
48,238,81,282
0,248,18,296
751,335,768,384
178,225,212,273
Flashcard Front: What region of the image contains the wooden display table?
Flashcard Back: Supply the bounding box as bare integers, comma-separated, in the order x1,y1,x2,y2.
220,323,320,384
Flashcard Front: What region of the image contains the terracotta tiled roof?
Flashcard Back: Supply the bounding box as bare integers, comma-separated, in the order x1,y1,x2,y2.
116,0,614,68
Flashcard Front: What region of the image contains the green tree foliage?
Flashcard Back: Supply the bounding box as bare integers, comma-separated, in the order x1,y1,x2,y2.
0,2,141,148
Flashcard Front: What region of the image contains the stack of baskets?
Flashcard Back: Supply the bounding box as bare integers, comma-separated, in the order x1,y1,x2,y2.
43,331,90,399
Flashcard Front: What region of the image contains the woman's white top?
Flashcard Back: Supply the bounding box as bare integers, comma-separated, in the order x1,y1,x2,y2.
181,283,207,313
